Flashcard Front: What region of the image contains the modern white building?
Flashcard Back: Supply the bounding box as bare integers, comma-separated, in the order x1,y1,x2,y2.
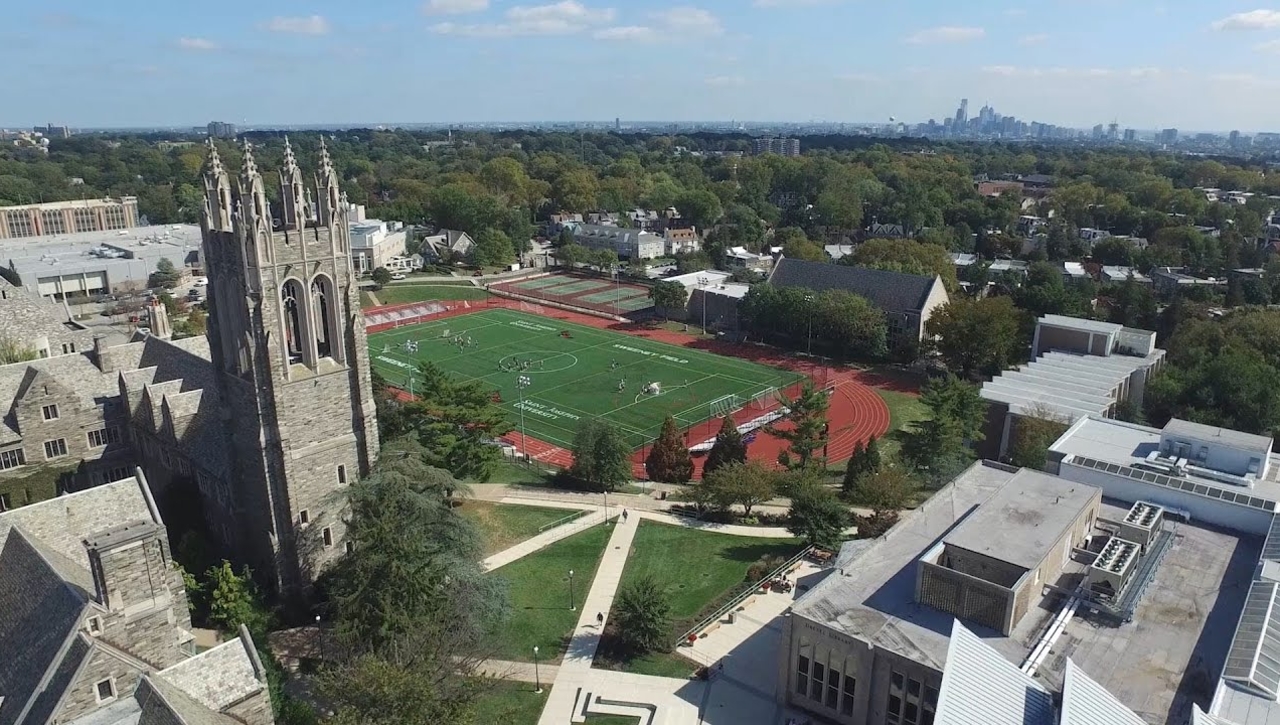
348,218,408,274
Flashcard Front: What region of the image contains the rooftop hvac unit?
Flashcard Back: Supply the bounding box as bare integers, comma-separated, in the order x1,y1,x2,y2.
1086,537,1142,602
1119,501,1164,551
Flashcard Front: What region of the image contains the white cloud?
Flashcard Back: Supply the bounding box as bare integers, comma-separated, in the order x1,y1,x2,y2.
704,75,745,87
1018,33,1048,46
905,26,985,44
980,65,1167,80
592,6,722,42
652,7,722,36
1257,38,1280,53
432,1,614,36
422,0,489,14
1210,9,1280,31
593,25,655,40
752,0,838,7
261,15,331,35
177,37,218,51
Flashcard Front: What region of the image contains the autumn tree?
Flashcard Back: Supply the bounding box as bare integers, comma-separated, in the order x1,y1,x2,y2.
703,417,747,476
645,416,694,484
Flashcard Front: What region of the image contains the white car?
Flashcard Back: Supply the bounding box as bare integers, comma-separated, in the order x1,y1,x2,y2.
193,277,209,287
390,273,407,280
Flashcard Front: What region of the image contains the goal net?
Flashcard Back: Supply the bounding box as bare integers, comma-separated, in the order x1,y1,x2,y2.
708,394,741,419
520,301,546,314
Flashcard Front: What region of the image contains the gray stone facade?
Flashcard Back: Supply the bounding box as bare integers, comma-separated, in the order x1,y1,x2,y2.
0,137,379,595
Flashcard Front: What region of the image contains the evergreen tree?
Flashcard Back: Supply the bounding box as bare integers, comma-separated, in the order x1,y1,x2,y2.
703,417,746,476
645,416,694,483
786,483,849,550
205,561,270,640
841,440,867,494
570,419,632,492
612,574,672,655
767,382,830,470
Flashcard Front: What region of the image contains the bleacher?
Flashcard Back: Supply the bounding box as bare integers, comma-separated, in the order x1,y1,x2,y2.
364,301,448,329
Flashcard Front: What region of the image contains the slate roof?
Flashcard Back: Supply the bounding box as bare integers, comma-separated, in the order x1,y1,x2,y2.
135,677,240,725
768,257,940,315
0,476,155,567
0,529,90,725
0,352,122,444
934,620,1054,725
155,631,264,712
0,278,92,355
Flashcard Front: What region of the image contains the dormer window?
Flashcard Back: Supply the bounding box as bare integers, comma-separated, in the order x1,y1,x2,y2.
87,616,102,635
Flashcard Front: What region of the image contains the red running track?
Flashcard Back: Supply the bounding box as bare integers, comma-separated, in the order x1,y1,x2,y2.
372,297,895,480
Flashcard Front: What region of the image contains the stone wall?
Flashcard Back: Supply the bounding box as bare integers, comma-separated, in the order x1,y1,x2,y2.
56,646,145,722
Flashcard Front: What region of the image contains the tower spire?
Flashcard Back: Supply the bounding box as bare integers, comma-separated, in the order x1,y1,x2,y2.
205,137,225,176
202,138,233,233
279,136,309,230
240,139,259,182
316,136,341,227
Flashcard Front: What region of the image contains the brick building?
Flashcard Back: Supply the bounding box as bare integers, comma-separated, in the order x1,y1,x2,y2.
0,138,380,595
0,197,139,239
0,473,274,724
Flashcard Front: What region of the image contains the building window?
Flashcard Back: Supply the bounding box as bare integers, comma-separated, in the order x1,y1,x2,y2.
841,675,856,716
345,541,354,554
43,439,68,459
796,655,810,696
825,667,840,708
42,404,59,421
810,662,825,701
87,427,120,448
322,527,333,547
299,509,310,525
94,678,116,703
0,447,25,471
0,492,10,511
61,342,76,354
337,464,347,484
87,616,102,635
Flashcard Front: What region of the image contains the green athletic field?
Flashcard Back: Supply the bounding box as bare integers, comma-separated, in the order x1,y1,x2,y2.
367,309,803,450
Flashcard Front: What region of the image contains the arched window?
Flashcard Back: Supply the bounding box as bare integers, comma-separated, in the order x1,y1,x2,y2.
311,276,338,359
282,280,305,363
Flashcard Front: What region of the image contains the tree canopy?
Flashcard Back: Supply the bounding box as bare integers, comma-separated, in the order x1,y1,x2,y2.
570,419,633,491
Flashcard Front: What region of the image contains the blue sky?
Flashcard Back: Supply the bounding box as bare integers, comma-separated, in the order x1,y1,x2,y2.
6,1,1280,130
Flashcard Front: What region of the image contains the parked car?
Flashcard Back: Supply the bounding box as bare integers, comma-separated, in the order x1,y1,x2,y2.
193,277,209,287
390,273,406,280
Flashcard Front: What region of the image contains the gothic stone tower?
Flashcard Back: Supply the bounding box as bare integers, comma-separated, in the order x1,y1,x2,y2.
199,138,378,593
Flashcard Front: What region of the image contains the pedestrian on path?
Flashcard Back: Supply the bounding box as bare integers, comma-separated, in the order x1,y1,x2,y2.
622,508,629,523
596,612,604,628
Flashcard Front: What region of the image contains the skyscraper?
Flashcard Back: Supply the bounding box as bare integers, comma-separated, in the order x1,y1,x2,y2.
954,99,969,131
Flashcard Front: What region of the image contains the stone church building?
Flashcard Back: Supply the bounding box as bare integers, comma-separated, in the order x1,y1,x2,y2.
0,137,380,595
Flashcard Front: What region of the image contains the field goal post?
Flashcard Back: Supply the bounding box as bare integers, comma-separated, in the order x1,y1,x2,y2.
749,386,779,411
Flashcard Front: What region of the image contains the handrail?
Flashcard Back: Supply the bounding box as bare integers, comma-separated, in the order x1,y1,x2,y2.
674,544,814,647
538,509,588,532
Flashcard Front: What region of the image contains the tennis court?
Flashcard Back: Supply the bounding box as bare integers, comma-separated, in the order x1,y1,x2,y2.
490,272,656,316
367,308,803,450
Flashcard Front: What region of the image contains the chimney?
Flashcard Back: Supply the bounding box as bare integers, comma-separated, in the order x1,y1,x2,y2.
85,520,172,615
148,298,172,340
93,335,112,372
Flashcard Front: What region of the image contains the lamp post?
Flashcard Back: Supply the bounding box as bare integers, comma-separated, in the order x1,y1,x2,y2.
569,569,576,611
315,615,324,662
604,490,610,524
804,293,814,356
533,646,542,693
698,276,710,335
516,375,532,462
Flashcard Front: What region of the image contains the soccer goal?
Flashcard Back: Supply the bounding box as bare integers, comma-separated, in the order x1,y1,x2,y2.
520,301,546,314
749,386,778,411
708,394,741,419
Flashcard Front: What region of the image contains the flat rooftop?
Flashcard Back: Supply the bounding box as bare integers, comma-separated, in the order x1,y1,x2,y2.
0,224,202,254
1040,313,1122,335
943,469,1099,572
1165,419,1274,457
792,461,1258,724
1050,416,1280,506
981,350,1164,420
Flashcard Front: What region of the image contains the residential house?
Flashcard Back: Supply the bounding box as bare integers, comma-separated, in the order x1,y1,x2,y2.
1099,266,1149,285
865,223,911,239
1017,215,1045,236
725,246,773,271
977,180,1024,198
570,224,665,260
663,227,700,256
989,259,1030,277
767,257,949,344
825,245,856,262
1060,261,1090,282
1150,267,1226,296
420,230,476,263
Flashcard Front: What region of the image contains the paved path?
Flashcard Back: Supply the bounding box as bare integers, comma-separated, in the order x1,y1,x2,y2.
364,290,382,306
483,504,604,572
477,658,561,685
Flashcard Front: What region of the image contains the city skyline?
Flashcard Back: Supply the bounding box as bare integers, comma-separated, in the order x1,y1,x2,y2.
4,1,1280,130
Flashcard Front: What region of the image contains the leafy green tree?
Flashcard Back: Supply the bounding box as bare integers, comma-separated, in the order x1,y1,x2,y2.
846,238,959,292
555,243,589,268
553,169,599,211
701,460,777,517
150,257,182,289
320,439,504,725
649,280,689,320
703,417,747,476
847,467,915,510
570,419,632,492
371,267,392,285
675,188,723,229
402,361,513,481
471,228,515,267
925,296,1027,378
902,375,985,486
767,382,830,470
205,562,270,640
612,574,672,655
787,482,849,550
1007,409,1070,469
645,416,694,484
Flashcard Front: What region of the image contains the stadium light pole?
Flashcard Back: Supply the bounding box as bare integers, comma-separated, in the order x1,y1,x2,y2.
698,276,710,335
804,293,814,355
516,375,532,462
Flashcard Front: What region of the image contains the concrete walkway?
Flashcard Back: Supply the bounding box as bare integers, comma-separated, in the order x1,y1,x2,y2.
477,658,561,685
364,290,382,306
483,504,604,572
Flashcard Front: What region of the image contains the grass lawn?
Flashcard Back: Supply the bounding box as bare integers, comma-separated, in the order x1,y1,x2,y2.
459,501,585,556
617,650,697,679
368,284,490,307
620,521,803,625
368,308,802,451
472,681,548,725
479,460,558,486
875,389,930,460
490,521,613,662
